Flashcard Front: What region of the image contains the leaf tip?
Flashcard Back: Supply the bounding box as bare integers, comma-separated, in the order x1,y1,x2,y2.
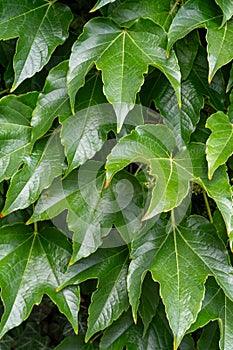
104,180,111,189
0,213,4,218
141,215,148,222
68,260,74,267
25,220,30,226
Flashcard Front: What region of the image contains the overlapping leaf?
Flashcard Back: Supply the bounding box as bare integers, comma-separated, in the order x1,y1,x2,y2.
0,92,38,182
205,112,233,179
189,277,233,350
0,0,73,90
215,0,233,25
28,161,144,264
128,216,233,349
58,247,129,342
1,133,64,216
111,0,173,31
91,0,118,12
67,17,181,130
0,224,79,338
55,335,98,350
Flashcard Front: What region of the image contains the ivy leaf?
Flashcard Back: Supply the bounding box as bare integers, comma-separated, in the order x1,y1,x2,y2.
91,0,118,12
0,92,38,182
0,0,73,90
68,17,181,130
0,224,79,338
28,161,143,264
215,0,233,25
58,247,129,342
205,112,233,179
31,60,71,144
128,216,233,349
189,277,233,350
1,133,64,216
111,0,173,31
153,76,203,146
55,335,98,350
105,124,192,220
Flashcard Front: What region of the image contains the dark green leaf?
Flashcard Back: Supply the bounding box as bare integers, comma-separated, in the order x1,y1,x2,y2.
55,335,98,350
0,0,73,90
215,0,233,25
0,224,79,338
197,321,220,350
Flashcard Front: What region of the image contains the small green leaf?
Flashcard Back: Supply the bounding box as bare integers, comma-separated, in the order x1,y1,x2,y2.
31,60,71,144
0,0,73,90
215,0,233,25
91,0,118,12
68,17,181,130
206,112,233,179
58,247,129,342
111,0,173,31
0,92,38,182
189,277,232,350
1,133,64,216
0,224,79,338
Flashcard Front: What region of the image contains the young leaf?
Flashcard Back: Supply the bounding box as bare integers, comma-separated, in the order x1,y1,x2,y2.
0,224,79,338
189,277,232,350
0,92,38,182
0,0,73,90
1,133,64,216
68,17,181,130
206,112,233,179
31,60,71,144
105,124,192,220
111,0,173,31
215,0,233,25
128,216,233,349
58,247,129,342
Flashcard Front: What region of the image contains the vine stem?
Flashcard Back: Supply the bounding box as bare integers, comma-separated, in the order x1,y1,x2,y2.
203,191,213,224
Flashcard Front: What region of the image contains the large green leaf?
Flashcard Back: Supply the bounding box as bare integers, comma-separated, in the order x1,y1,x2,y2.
0,0,73,90
100,304,173,350
110,0,173,31
128,216,233,349
1,133,64,216
68,17,181,130
189,277,233,350
105,124,192,220
58,247,129,342
205,112,233,179
0,92,38,182
28,161,144,264
31,60,71,144
215,0,233,25
153,77,203,146
0,224,79,338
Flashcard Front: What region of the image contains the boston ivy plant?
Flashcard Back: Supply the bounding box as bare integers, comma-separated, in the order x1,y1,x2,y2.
0,0,233,349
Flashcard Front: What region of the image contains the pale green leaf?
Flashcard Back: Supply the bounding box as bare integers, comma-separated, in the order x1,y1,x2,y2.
0,224,79,338
91,0,118,12
128,216,233,349
58,247,129,342
31,60,71,144
111,0,173,31
215,0,233,25
0,92,38,182
68,18,181,130
105,124,192,220
206,112,233,179
1,133,64,216
0,0,73,90
189,277,232,350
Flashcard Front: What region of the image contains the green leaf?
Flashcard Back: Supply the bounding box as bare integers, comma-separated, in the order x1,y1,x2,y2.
31,60,71,144
91,0,118,12
153,77,203,146
100,304,173,350
68,17,181,130
111,0,173,31
105,124,192,219
167,0,222,51
197,321,220,350
215,0,233,25
128,216,233,349
0,0,73,90
58,247,129,342
28,161,143,263
55,335,98,350
189,277,232,350
0,92,38,182
0,224,79,338
206,112,233,179
1,133,64,216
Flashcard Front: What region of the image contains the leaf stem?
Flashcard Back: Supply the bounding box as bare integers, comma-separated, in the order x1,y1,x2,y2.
203,191,213,224
32,204,38,234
